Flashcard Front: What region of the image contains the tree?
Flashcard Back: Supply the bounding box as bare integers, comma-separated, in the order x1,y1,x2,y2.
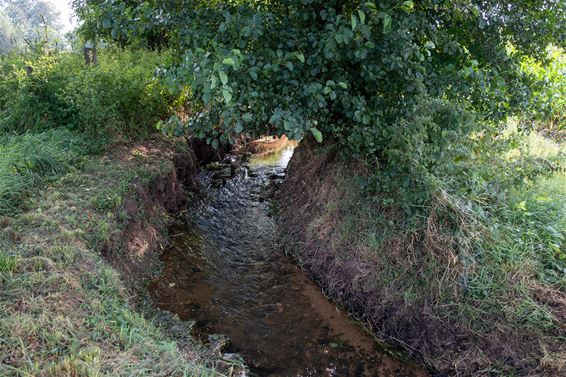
0,0,63,53
0,8,19,53
75,0,564,195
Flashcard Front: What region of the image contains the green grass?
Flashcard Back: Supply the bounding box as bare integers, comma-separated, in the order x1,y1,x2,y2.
280,129,565,374
0,138,237,376
0,128,92,215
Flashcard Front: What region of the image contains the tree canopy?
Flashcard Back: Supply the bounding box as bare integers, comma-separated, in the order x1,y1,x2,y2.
75,0,564,166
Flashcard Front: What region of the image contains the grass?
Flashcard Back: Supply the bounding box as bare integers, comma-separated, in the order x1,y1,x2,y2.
279,129,566,375
0,128,93,215
0,137,237,376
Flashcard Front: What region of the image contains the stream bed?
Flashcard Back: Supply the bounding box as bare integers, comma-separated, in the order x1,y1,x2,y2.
149,146,427,377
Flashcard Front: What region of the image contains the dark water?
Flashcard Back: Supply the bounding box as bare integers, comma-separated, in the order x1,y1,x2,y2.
150,146,427,377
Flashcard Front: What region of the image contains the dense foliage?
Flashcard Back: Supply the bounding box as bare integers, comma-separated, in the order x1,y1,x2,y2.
0,49,179,139
0,48,182,214
76,1,563,140
74,0,564,205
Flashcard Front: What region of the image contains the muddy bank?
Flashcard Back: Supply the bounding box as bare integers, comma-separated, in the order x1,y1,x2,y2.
100,139,198,285
277,141,566,376
149,144,428,376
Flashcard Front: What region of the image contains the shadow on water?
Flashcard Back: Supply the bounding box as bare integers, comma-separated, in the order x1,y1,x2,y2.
149,144,428,377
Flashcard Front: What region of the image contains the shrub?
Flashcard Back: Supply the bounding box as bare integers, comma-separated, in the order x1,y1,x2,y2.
0,48,179,142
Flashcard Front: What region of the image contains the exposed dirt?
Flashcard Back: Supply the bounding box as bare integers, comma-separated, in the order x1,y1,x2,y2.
100,139,198,285
277,140,566,376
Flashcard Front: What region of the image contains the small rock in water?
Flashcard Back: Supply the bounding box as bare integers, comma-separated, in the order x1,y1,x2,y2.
212,179,224,188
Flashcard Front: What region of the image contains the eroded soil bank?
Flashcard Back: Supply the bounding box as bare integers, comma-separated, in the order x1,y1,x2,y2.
0,137,234,375
150,145,427,376
276,141,566,376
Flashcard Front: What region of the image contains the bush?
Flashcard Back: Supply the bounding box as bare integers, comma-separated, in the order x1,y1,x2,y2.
0,48,179,142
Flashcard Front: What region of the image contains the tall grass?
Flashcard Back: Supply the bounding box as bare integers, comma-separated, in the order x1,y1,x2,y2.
0,129,89,215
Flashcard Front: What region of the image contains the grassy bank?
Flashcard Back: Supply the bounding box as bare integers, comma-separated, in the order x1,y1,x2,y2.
0,48,241,376
0,48,184,217
279,129,565,375
0,137,238,376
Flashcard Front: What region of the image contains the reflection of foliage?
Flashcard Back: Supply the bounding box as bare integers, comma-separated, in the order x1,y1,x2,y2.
0,0,63,53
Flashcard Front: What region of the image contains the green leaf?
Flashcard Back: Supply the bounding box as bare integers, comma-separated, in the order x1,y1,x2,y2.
222,89,232,103
222,57,235,66
219,71,228,85
211,75,218,89
310,127,323,143
249,69,258,80
242,113,253,122
102,17,112,29
202,91,211,104
351,15,358,30
338,82,348,89
358,10,366,24
383,13,392,33
401,1,414,11
296,53,305,63
424,41,435,49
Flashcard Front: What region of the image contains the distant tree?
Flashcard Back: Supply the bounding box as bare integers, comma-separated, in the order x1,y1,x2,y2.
0,0,63,53
0,8,19,53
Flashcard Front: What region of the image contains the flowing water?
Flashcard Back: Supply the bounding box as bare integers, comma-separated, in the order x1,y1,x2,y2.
149,146,427,377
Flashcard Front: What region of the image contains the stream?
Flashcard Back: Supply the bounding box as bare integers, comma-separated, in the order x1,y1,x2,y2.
149,146,427,377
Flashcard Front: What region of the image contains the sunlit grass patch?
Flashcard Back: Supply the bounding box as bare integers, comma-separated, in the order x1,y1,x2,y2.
0,129,90,215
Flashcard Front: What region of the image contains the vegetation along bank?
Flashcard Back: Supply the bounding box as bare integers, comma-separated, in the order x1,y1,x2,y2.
1,0,565,375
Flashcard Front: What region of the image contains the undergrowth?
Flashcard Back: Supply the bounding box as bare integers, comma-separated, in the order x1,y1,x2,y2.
280,127,565,374
0,47,184,216
0,48,180,140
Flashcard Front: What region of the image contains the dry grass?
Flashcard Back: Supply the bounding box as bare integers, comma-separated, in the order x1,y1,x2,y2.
278,140,566,376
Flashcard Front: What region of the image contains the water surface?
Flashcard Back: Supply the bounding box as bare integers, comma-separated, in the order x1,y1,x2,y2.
150,146,427,377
